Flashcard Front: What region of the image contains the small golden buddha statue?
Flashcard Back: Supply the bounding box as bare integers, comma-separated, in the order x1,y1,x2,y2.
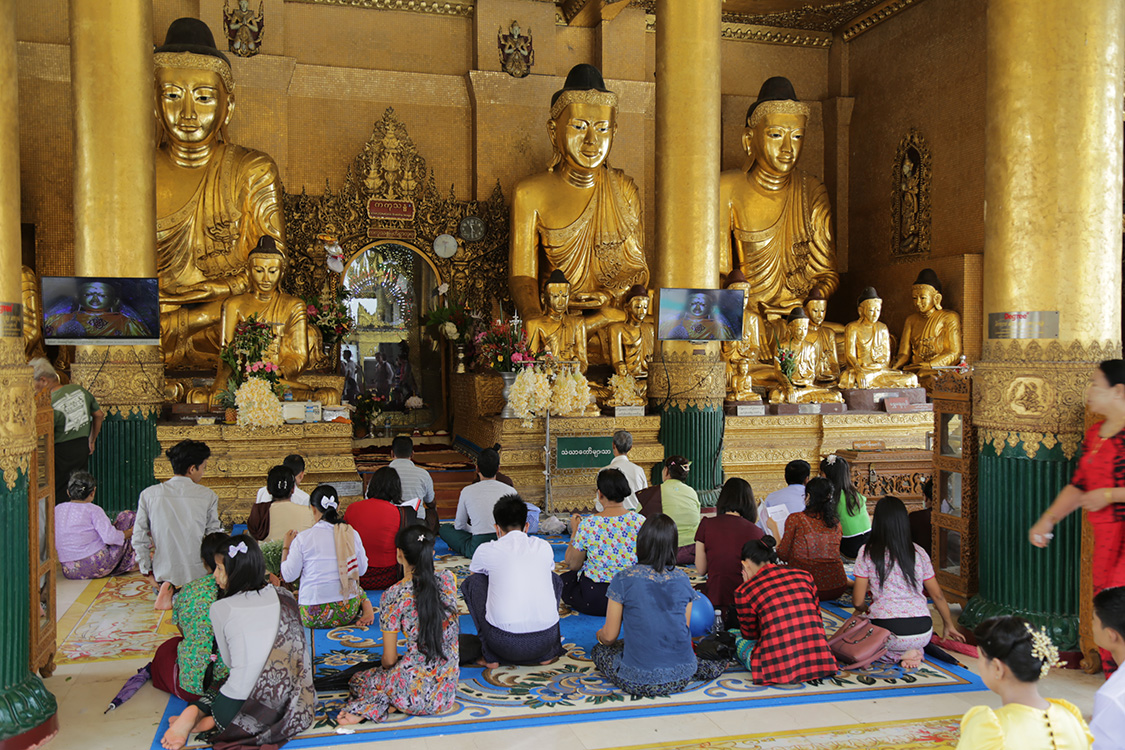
154,18,285,371
893,268,963,388
607,285,654,379
840,287,919,390
719,77,838,316
804,289,842,383
524,269,590,373
22,266,45,360
767,307,844,404
728,358,762,403
721,270,774,385
509,64,648,334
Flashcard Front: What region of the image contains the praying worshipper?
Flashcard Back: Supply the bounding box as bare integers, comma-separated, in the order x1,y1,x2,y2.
54,471,137,579
160,535,314,750
956,616,1092,749
32,356,104,505
594,514,727,696
248,465,314,544
389,435,437,529
595,429,647,511
657,456,701,564
337,526,459,725
562,469,645,616
135,439,223,610
152,533,231,702
757,459,810,535
439,447,509,558
1093,587,1125,746
775,477,848,601
733,537,838,685
695,477,764,629
253,453,310,506
853,496,965,669
281,485,375,629
820,454,871,558
346,467,407,590
462,495,564,668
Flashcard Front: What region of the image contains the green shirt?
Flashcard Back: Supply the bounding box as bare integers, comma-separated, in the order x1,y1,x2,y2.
51,384,100,443
837,490,871,537
172,575,229,695
661,479,701,547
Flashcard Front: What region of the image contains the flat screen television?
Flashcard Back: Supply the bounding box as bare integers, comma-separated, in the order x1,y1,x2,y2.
657,288,744,341
41,276,160,346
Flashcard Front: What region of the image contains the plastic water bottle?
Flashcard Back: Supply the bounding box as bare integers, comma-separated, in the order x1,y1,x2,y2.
712,608,724,637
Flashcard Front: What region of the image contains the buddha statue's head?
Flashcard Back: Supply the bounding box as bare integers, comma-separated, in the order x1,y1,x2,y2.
687,291,713,320
79,281,120,313
542,269,572,316
857,287,882,323
624,285,650,324
547,64,618,172
911,268,943,314
736,358,751,377
154,18,235,152
724,270,751,313
247,236,285,295
804,289,828,326
743,76,809,177
785,306,809,341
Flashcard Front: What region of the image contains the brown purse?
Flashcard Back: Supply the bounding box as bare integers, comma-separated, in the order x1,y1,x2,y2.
827,613,891,670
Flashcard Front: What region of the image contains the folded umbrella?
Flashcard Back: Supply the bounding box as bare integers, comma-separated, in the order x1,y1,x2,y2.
105,663,152,713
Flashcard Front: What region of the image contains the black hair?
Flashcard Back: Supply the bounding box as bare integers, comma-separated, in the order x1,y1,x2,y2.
803,477,839,529
391,435,414,459
492,494,528,531
66,470,97,501
820,455,862,516
267,465,296,500
310,484,344,524
282,454,306,476
636,514,678,574
741,535,779,565
218,534,267,596
597,468,632,504
784,459,811,486
167,439,211,476
921,476,933,506
1099,359,1125,388
975,616,1048,683
1094,586,1125,641
477,447,501,479
201,531,230,573
366,466,402,504
343,350,352,359
396,525,453,661
863,496,917,588
665,455,690,481
716,477,757,523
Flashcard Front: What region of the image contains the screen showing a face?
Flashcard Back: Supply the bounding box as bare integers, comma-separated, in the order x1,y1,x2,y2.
656,288,745,341
41,276,160,346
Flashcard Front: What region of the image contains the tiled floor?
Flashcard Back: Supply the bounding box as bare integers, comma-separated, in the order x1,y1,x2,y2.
40,576,1104,750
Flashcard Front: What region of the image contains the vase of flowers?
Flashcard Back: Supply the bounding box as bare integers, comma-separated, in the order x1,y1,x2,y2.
304,286,355,347
425,285,476,374
354,392,387,434
473,314,535,417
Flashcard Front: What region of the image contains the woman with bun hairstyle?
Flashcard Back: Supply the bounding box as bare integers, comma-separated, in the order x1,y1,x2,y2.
820,454,870,558
658,456,702,564
775,477,848,601
338,525,459,725
957,615,1092,748
55,471,138,579
733,536,837,685
281,484,374,629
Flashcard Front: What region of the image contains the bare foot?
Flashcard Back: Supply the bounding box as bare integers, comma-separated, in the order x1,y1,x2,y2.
161,706,200,749
474,658,499,669
539,657,559,665
337,712,364,726
900,649,924,670
356,598,375,628
155,581,174,611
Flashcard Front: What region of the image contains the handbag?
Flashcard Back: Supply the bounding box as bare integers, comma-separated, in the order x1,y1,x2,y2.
827,613,890,670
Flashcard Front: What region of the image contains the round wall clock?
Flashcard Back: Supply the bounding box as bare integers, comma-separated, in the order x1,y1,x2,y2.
459,215,486,243
433,233,459,259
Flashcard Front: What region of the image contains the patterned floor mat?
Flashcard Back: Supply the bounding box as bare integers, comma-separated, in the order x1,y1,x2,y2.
57,574,176,664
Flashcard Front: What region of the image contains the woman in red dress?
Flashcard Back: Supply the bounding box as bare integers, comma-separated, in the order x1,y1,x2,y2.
1030,359,1125,673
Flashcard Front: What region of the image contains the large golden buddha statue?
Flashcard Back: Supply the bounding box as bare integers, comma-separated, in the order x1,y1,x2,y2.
892,268,963,388
719,77,837,316
840,287,919,390
510,64,648,330
767,307,843,404
154,18,285,370
524,270,590,373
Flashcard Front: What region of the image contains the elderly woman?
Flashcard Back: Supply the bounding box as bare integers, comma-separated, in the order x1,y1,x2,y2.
54,471,137,579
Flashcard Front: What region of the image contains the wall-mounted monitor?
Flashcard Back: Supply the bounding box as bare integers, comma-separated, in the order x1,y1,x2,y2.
41,276,159,346
656,288,744,341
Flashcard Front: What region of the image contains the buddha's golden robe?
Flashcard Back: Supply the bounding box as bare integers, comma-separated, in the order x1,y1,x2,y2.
722,311,774,384
768,332,842,403
220,291,309,382
526,313,589,372
840,322,918,389
608,320,654,378
900,309,962,371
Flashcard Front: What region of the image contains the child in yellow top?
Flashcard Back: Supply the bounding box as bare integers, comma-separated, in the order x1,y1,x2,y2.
957,615,1092,749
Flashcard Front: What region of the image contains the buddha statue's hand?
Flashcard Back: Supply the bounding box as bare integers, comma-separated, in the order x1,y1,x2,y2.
568,291,610,309
162,274,249,305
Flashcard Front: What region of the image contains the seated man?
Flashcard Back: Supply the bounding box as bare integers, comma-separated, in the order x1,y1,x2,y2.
388,436,436,528
438,447,509,558
254,453,309,506
461,495,564,669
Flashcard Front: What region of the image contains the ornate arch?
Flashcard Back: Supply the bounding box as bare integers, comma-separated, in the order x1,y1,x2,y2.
890,128,932,259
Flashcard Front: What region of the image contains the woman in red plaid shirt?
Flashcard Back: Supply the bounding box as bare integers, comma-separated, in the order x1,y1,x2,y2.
734,537,838,684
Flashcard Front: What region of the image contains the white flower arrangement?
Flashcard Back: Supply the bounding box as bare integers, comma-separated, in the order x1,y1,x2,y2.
551,369,590,416
608,373,645,407
440,321,459,341
235,377,284,428
405,395,424,410
508,366,552,427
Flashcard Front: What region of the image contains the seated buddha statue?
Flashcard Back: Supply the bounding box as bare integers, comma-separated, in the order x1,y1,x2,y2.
719,76,838,317
524,270,590,373
803,289,842,384
892,268,963,388
153,18,285,371
728,358,762,403
840,287,919,390
607,285,654,380
767,307,843,404
721,270,774,386
509,64,648,345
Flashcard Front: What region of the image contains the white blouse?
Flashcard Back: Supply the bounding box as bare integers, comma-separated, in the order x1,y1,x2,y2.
280,520,368,606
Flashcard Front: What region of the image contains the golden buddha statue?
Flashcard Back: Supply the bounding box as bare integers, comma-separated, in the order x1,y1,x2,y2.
154,18,285,371
607,285,654,379
509,64,648,334
804,289,842,383
840,287,919,390
721,270,774,386
893,268,963,388
22,266,45,360
719,77,837,317
767,307,844,404
728,358,762,403
524,270,590,373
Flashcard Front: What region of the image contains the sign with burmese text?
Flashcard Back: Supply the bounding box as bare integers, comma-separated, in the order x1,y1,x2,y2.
367,199,415,221
555,436,614,470
987,311,1059,339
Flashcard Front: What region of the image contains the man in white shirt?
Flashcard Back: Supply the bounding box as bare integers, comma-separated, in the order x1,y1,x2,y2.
253,453,310,506
461,494,563,668
595,429,647,511
388,436,436,527
134,439,224,609
757,459,810,535
1092,586,1125,748
438,447,509,558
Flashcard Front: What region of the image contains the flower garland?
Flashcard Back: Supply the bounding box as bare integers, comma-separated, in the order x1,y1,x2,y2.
608,373,645,407
235,377,284,428
508,366,552,427
551,369,591,416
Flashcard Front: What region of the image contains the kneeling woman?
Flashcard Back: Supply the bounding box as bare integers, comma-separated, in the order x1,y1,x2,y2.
55,471,137,579
338,526,460,724
160,535,314,750
734,537,838,685
593,515,727,697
